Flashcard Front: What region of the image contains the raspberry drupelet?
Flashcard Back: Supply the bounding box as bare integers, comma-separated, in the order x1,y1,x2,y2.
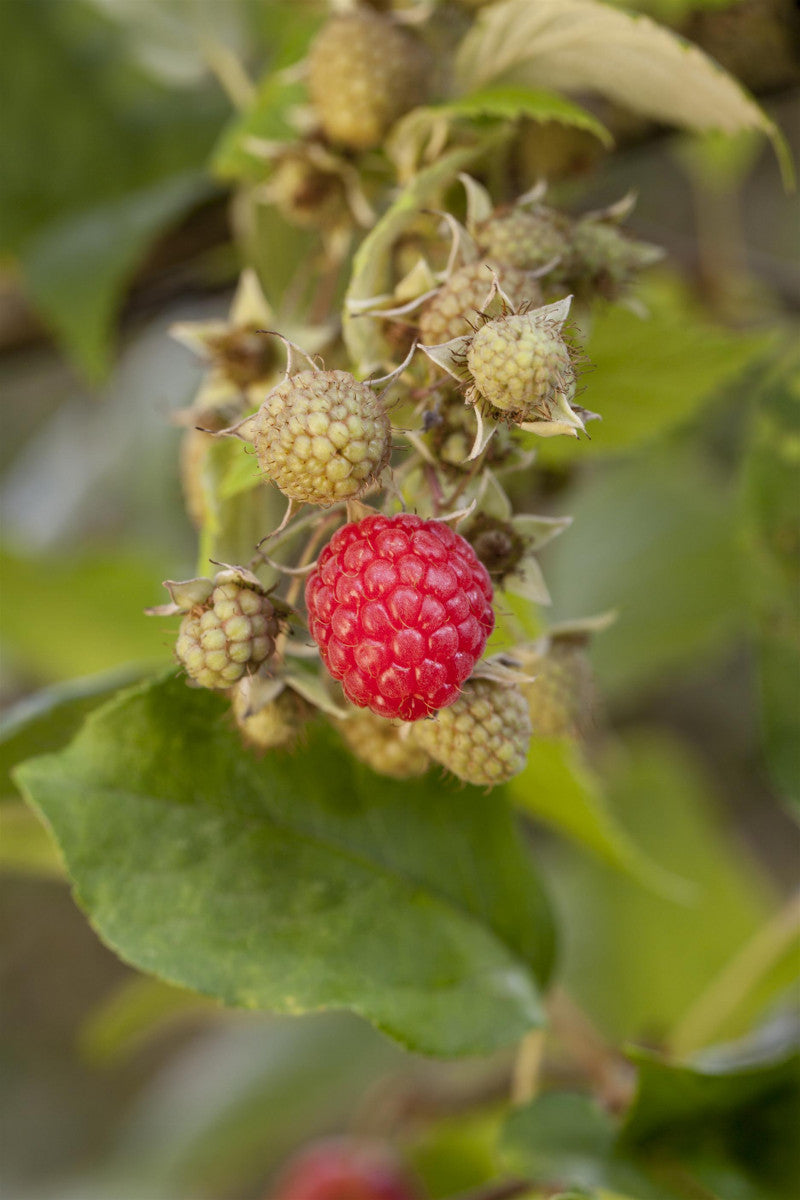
305,514,495,721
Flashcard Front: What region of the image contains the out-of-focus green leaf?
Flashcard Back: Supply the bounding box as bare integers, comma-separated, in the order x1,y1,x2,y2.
1,0,226,377
15,674,555,1058
542,733,774,1043
739,345,800,809
500,1093,670,1199
213,75,305,182
546,442,746,697
0,804,64,878
539,276,772,460
23,172,213,382
80,974,216,1065
0,668,141,800
0,547,174,682
671,895,800,1056
407,1109,504,1198
454,0,791,183
195,437,285,574
621,1042,800,1199
508,740,687,899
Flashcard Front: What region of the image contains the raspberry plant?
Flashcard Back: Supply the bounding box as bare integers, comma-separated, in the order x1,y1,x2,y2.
6,1,797,1198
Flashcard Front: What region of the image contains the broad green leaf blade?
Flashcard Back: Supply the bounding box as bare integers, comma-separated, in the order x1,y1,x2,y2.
508,740,687,899
0,668,142,801
500,1093,671,1199
539,276,772,460
15,674,555,1057
343,145,493,375
621,1043,800,1199
22,172,212,382
453,0,790,183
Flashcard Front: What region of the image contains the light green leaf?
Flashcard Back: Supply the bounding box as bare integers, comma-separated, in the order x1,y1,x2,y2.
509,740,687,899
437,86,612,146
15,674,555,1057
545,442,747,697
80,974,215,1065
454,0,790,184
23,172,212,382
544,733,774,1043
739,345,800,809
539,275,773,460
343,145,494,375
0,668,141,801
212,74,306,182
0,547,174,682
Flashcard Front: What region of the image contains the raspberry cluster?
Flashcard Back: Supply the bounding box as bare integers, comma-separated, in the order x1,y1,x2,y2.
305,514,494,721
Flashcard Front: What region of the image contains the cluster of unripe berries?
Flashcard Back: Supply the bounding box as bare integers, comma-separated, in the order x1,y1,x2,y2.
150,4,662,787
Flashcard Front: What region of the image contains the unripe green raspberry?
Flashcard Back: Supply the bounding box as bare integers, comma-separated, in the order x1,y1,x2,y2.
475,207,572,272
524,641,594,740
251,370,391,505
336,708,431,779
233,683,311,750
175,578,279,690
559,220,662,302
308,11,429,151
467,312,575,417
413,678,532,787
419,262,539,346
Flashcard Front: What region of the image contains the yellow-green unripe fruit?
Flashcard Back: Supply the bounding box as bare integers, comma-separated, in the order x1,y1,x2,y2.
475,207,572,272
175,582,279,690
336,708,431,779
414,678,532,787
525,642,594,740
559,220,662,302
419,262,539,346
252,370,391,505
233,685,311,750
467,313,575,416
308,11,429,151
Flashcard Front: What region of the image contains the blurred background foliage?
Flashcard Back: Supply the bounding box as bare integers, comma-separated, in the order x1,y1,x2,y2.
1,0,799,1197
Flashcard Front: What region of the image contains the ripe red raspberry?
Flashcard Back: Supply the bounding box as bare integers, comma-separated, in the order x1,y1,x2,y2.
305,514,494,721
273,1137,420,1200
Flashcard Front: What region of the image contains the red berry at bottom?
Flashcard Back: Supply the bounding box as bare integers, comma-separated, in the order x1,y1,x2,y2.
273,1138,421,1200
306,513,494,721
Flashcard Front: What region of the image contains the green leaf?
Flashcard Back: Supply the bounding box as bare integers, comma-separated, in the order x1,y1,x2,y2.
0,668,141,800
438,86,612,146
508,739,687,899
212,75,306,183
454,0,791,184
79,974,215,1065
343,144,495,375
1,0,226,377
543,733,774,1043
23,172,212,382
539,276,772,460
545,442,747,698
0,546,174,682
500,1093,670,1199
739,345,800,808
15,674,555,1058
621,1043,800,1199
